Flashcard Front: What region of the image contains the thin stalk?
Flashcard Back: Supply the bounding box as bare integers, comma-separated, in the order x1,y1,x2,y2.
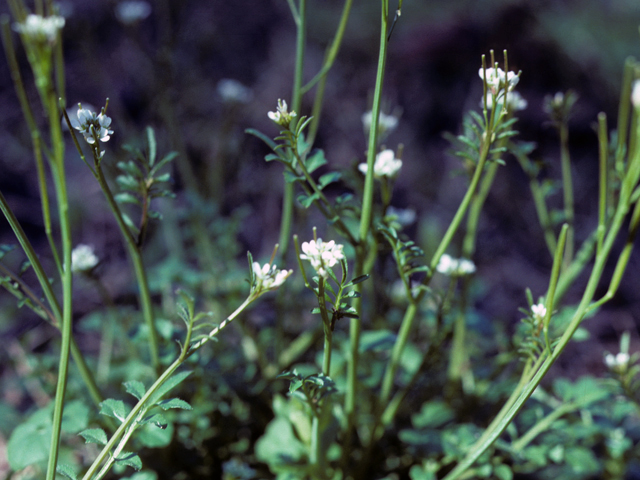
559,121,575,267
511,402,575,452
94,163,161,371
598,112,608,254
45,93,72,480
279,0,307,258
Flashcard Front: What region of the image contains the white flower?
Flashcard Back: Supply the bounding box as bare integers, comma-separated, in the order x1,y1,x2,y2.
632,80,640,110
217,79,253,104
479,67,519,93
436,254,476,276
252,262,292,291
14,14,65,43
267,99,296,126
358,149,402,179
71,244,98,272
484,90,527,112
531,303,547,324
362,110,399,135
605,352,630,370
72,105,114,144
300,238,345,279
115,1,152,25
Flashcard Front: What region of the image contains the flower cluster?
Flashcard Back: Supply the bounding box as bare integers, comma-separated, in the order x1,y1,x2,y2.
252,262,292,292
436,254,476,276
604,352,630,371
300,238,345,279
531,303,547,325
72,105,114,145
218,79,253,104
268,99,296,127
632,80,640,110
14,14,65,44
71,244,98,273
358,149,402,179
479,66,526,112
361,110,399,139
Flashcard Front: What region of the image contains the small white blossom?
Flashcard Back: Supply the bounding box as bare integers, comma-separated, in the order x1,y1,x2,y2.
479,67,519,93
632,80,640,110
267,99,296,126
300,238,345,279
14,14,65,44
252,262,292,291
115,1,152,25
484,90,527,112
362,110,399,136
605,352,630,370
436,254,476,276
531,303,547,324
71,244,98,272
72,105,114,144
217,79,253,104
358,149,402,179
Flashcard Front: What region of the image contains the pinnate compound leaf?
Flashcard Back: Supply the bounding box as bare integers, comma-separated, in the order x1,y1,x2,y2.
156,398,192,411
115,451,143,471
56,464,78,480
79,428,108,445
124,380,147,401
100,399,130,422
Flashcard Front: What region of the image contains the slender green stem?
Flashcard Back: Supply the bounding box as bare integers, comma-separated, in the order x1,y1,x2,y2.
559,122,575,267
511,402,575,452
45,89,72,480
598,112,608,254
90,159,161,371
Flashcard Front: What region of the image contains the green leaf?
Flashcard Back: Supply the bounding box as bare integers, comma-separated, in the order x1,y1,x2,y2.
412,401,455,429
318,171,341,189
79,428,108,445
297,192,320,209
99,398,130,422
124,380,147,401
56,464,78,480
305,149,327,173
154,173,171,183
116,175,140,191
149,370,192,404
344,274,369,287
150,151,178,175
156,398,192,411
7,418,50,470
245,128,278,150
564,446,599,475
137,422,174,448
117,161,144,178
61,400,90,433
121,472,158,480
359,330,396,353
493,464,513,480
121,213,140,235
115,192,141,205
115,451,143,471
146,126,157,166
140,413,168,428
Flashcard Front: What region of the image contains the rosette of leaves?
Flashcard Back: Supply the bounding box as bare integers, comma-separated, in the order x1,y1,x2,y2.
115,127,177,245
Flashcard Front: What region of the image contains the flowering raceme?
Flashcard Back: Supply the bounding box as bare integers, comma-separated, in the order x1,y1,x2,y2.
14,14,65,44
252,262,292,292
267,99,296,126
72,105,114,145
71,244,98,273
358,149,402,179
300,238,345,279
531,303,546,325
436,254,476,276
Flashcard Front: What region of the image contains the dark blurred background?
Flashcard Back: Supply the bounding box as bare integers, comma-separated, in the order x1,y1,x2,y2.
1,0,640,403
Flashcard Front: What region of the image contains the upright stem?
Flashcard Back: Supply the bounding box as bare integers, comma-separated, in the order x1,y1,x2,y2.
559,122,575,267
